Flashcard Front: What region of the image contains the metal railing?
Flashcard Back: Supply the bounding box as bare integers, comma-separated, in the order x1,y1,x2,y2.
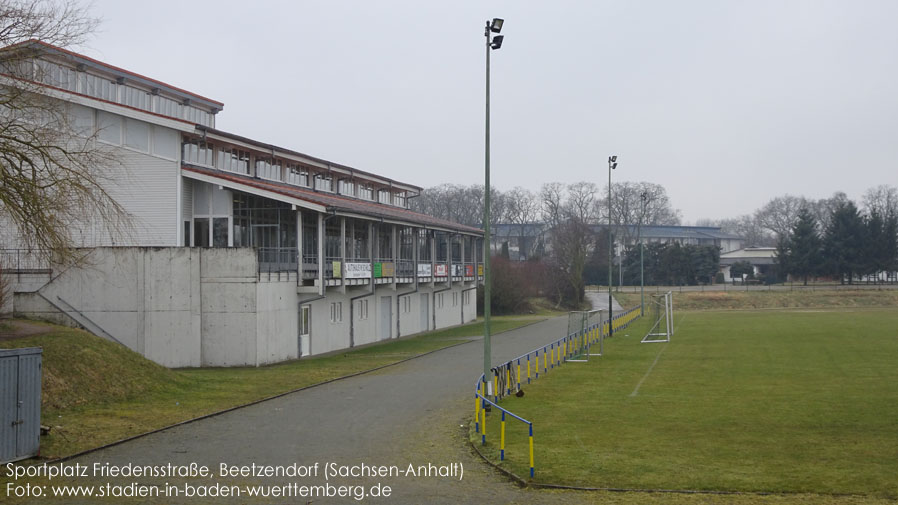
0,249,51,272
257,247,297,274
473,304,643,479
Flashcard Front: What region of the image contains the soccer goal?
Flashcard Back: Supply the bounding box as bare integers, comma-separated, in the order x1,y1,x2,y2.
642,291,673,343
566,309,605,362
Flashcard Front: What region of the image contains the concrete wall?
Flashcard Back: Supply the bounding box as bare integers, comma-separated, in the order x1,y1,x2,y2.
12,247,481,366
12,247,300,368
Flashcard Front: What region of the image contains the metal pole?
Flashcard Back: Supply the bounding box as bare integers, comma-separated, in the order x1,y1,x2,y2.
640,192,646,317
483,20,493,395
607,158,613,338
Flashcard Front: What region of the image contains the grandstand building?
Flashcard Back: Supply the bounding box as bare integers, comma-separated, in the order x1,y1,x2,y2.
0,41,483,367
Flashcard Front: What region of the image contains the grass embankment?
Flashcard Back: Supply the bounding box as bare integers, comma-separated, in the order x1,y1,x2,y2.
481,308,898,498
4,315,547,459
615,288,898,311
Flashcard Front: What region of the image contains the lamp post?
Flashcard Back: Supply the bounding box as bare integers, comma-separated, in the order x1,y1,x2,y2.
639,191,647,316
483,17,504,396
607,155,617,337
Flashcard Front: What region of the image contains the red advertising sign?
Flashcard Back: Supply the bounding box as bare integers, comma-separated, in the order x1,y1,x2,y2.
435,264,448,277
465,265,474,276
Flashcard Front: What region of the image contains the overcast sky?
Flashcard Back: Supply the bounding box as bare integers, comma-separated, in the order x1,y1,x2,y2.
81,0,897,223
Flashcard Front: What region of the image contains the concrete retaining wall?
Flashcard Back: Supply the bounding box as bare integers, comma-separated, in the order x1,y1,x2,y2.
12,247,480,367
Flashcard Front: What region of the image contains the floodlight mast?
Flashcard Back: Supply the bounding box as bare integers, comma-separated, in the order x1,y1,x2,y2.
608,156,617,338
483,17,504,397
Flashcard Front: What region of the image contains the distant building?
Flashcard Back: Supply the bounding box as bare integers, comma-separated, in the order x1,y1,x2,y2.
719,247,777,282
492,223,744,261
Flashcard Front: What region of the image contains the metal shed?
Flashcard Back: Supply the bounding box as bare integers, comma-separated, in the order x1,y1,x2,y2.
0,347,42,463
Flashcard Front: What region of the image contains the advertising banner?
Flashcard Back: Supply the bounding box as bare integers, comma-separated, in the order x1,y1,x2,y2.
465,265,474,276
332,261,341,278
344,262,372,279
417,263,432,277
434,264,448,277
380,262,395,277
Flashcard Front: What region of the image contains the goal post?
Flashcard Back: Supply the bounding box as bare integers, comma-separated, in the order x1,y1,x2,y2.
566,309,604,362
642,291,673,343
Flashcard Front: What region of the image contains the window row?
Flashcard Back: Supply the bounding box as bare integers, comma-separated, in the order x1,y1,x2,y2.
35,60,215,127
96,110,178,159
179,137,412,208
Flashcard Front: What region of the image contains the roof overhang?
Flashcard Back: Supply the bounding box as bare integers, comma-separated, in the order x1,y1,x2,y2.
181,168,326,213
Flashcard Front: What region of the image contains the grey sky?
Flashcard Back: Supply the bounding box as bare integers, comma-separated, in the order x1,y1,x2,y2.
82,0,897,223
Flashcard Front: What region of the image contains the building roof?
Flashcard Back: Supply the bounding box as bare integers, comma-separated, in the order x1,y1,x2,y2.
3,39,224,109
198,127,423,193
183,165,483,235
720,247,777,265
492,223,547,237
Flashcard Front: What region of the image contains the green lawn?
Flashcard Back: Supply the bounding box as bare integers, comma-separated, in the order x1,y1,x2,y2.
480,308,898,498
4,314,548,459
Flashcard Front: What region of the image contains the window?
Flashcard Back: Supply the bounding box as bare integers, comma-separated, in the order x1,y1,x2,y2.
217,147,250,174
378,190,391,204
256,158,282,180
358,299,369,320
453,292,459,307
183,139,215,166
393,193,407,207
213,217,229,247
194,218,210,247
121,85,149,110
124,118,149,152
338,179,354,196
358,186,373,200
153,126,178,160
402,296,411,313
286,164,309,186
300,306,311,336
157,96,180,118
464,291,471,305
330,302,343,323
437,293,444,309
183,221,191,246
97,111,122,144
314,174,333,192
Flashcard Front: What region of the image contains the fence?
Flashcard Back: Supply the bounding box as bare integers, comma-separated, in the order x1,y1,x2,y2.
473,304,642,478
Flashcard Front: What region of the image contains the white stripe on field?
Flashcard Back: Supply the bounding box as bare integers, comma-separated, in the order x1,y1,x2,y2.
629,344,667,397
629,312,688,397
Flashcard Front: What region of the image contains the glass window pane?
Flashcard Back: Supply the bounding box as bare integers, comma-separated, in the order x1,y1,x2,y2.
97,111,121,144
213,218,228,247
124,118,149,152
194,218,210,247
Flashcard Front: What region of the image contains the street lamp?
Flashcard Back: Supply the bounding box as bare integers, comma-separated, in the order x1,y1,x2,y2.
608,155,617,338
639,191,647,316
483,17,504,397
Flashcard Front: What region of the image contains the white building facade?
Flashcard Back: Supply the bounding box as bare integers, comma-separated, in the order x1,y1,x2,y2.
1,41,483,367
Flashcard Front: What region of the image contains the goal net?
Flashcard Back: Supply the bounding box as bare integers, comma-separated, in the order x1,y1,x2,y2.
567,309,605,362
642,291,673,343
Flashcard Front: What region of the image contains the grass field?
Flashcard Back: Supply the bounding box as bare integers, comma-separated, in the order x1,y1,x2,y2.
479,307,898,498
3,314,548,459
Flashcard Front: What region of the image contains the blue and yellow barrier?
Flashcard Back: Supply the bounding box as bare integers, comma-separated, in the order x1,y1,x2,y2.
473,304,643,479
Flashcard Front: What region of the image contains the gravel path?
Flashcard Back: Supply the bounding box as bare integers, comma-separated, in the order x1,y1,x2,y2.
27,316,607,504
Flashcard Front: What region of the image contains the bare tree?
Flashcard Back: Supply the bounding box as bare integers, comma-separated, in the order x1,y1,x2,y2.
0,1,130,263
863,184,898,218
565,182,599,223
539,182,565,228
603,181,681,244
754,195,808,239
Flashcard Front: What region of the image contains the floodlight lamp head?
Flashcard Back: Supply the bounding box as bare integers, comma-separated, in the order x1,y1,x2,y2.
490,18,504,33
491,35,504,50
609,155,617,163
611,162,618,170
